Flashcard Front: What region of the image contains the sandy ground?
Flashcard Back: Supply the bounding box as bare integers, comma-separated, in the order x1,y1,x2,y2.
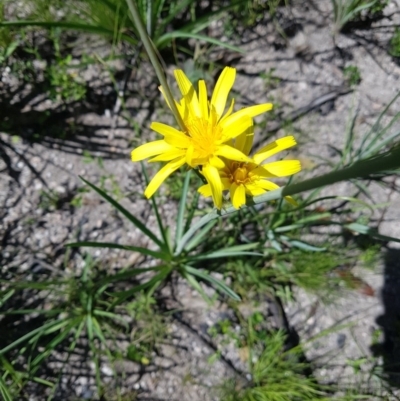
1,0,400,399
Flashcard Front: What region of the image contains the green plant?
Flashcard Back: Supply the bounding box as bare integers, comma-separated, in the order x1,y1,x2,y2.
389,28,400,58
46,29,86,102
369,0,389,14
0,0,244,53
343,65,361,86
0,255,132,398
220,329,325,401
67,171,253,305
38,189,61,211
125,292,167,365
331,0,383,34
46,55,86,102
260,68,281,90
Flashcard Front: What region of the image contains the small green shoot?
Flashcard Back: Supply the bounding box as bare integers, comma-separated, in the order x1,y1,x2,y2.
343,65,361,86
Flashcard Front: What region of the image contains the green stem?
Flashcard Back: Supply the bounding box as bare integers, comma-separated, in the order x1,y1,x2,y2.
125,0,186,132
175,147,400,254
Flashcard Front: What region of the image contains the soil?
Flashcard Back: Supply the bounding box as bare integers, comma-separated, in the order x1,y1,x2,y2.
1,0,400,399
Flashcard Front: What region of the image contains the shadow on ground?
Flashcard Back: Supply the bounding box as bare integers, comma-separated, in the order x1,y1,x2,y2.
371,247,400,387
0,75,155,160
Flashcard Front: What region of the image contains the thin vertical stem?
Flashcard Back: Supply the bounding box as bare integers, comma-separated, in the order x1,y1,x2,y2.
125,0,186,132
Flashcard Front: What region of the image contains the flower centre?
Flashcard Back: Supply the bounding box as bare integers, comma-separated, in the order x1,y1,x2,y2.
229,162,251,185
185,112,222,159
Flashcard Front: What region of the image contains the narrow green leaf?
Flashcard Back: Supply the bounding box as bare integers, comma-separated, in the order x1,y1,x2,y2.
86,314,94,343
282,238,327,252
91,317,108,345
31,377,53,387
0,289,15,308
0,375,12,401
182,220,217,253
66,241,166,260
175,170,192,247
141,162,171,252
31,318,82,368
4,41,19,59
97,266,163,287
363,129,400,160
2,309,63,316
342,1,378,25
176,210,220,254
345,223,400,243
156,32,244,53
184,265,240,301
0,20,137,45
93,310,129,328
184,191,200,233
359,92,400,155
182,272,212,304
191,243,261,260
110,268,171,306
0,319,69,355
1,280,63,290
79,176,166,250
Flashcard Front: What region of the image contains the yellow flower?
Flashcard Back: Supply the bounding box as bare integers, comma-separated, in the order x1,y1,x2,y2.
198,131,301,209
131,67,273,208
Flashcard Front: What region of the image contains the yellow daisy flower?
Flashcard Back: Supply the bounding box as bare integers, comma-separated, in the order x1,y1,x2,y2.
131,67,273,208
198,130,301,209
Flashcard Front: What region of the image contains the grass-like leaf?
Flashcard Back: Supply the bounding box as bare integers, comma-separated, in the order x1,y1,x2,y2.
180,220,217,253
79,176,167,251
155,31,244,53
345,222,400,243
0,374,12,401
0,20,137,45
175,170,192,247
110,267,171,306
30,317,82,369
0,318,71,355
191,243,261,261
66,241,167,260
141,162,171,253
184,265,240,301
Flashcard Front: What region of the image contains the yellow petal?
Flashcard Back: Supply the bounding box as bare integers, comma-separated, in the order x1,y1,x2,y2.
220,103,273,130
219,98,235,124
245,184,266,197
263,160,301,177
221,115,253,141
230,183,246,209
149,149,186,162
151,122,182,137
164,133,190,148
221,177,231,190
198,183,212,197
249,165,273,178
256,180,297,205
216,144,251,163
235,123,254,156
174,70,200,117
186,144,194,167
284,196,298,206
144,157,186,198
158,88,186,121
151,122,190,147
202,164,223,209
253,136,297,165
256,180,281,191
198,80,209,120
131,140,173,161
209,155,225,169
210,67,236,119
